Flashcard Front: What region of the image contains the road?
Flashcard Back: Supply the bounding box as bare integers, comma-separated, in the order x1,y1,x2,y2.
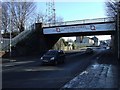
2,48,116,88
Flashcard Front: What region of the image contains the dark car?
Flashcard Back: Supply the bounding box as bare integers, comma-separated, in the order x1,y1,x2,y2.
85,48,93,54
40,50,65,65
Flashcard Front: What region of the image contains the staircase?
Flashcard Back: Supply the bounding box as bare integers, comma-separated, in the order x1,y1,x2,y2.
0,24,36,52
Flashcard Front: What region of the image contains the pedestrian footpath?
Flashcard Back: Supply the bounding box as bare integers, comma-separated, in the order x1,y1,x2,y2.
1,57,38,69
62,63,118,88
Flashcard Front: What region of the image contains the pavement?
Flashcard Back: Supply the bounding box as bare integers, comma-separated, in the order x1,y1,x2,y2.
61,49,119,89
1,55,41,63
1,56,41,69
61,63,118,89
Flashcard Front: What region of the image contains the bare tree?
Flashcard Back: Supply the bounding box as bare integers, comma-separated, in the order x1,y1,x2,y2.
106,0,120,58
1,2,10,34
106,0,120,19
11,1,36,32
35,11,64,25
2,1,36,33
35,11,46,24
0,1,2,34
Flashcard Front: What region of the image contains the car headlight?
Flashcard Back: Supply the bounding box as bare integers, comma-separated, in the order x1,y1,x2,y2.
41,57,43,59
50,57,55,60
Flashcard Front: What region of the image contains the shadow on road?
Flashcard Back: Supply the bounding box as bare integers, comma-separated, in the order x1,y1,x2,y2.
97,49,118,66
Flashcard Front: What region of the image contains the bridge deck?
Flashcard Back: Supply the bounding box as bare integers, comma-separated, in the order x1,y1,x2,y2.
43,17,115,35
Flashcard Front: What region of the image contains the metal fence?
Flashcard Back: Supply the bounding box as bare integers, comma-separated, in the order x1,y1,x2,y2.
43,17,115,27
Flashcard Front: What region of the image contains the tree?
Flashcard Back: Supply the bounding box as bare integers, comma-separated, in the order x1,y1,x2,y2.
1,1,36,33
35,11,64,25
34,11,47,24
106,0,120,20
106,0,120,58
1,2,10,34
0,1,2,34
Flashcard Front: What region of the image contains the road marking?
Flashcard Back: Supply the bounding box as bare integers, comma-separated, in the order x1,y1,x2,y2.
23,66,64,72
3,61,34,67
80,71,88,75
2,61,36,72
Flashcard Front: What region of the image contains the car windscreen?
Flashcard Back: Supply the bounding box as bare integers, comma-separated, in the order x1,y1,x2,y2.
45,51,58,55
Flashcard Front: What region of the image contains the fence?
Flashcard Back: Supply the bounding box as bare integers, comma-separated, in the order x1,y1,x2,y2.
43,17,115,27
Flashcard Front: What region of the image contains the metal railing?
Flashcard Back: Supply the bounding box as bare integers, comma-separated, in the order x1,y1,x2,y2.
0,24,36,51
0,38,10,51
43,17,115,27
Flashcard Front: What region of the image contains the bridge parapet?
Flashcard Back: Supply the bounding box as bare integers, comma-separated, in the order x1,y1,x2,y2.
43,17,115,27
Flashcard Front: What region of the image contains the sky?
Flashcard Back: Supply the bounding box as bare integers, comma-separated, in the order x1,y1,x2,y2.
36,0,111,41
37,0,107,21
55,2,107,21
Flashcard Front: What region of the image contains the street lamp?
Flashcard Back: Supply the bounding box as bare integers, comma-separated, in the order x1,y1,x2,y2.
0,33,3,51
9,30,12,58
9,1,12,59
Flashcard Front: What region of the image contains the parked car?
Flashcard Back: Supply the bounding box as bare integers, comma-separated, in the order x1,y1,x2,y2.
40,50,65,65
85,48,93,54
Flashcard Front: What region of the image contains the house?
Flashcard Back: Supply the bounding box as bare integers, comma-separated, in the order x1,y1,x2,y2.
82,37,94,45
91,36,98,46
75,36,94,47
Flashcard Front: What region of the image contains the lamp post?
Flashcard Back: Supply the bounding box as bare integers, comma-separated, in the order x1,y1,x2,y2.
9,29,12,59
9,1,12,60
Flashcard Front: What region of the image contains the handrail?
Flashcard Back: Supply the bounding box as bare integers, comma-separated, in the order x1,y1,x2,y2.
43,17,115,27
0,24,36,51
0,39,10,50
